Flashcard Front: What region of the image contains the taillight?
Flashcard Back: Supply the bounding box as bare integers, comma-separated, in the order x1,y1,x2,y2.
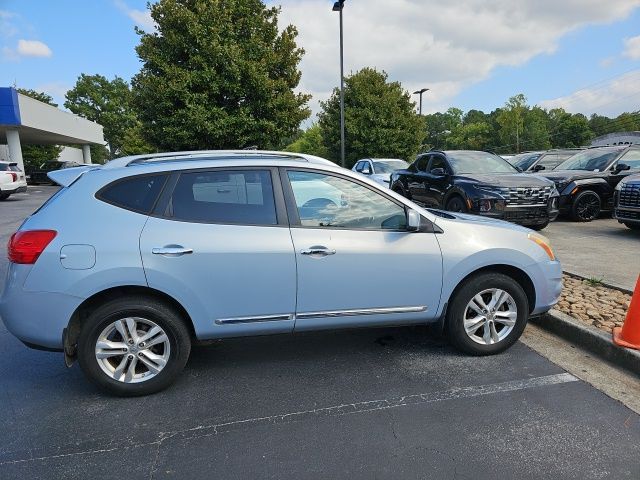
8,230,57,264
10,172,17,182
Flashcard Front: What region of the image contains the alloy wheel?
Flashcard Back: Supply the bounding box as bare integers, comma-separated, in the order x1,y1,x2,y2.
95,317,171,383
463,288,517,345
575,194,600,221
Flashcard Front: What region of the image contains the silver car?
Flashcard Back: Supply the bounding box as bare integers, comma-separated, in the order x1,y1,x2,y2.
352,158,409,187
0,151,562,396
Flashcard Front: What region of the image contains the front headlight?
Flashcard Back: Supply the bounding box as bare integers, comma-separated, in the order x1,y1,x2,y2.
472,185,508,196
528,232,556,261
554,181,569,193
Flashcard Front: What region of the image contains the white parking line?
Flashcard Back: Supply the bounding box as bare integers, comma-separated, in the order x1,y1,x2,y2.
0,373,578,467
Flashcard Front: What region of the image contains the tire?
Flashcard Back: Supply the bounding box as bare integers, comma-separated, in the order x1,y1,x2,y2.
529,221,549,231
445,195,468,213
0,192,10,201
392,185,408,199
624,223,640,231
446,272,529,356
77,296,191,396
571,190,601,222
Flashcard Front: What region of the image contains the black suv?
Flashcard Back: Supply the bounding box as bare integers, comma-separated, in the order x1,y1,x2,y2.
509,149,582,172
540,145,640,222
615,171,640,230
389,150,559,230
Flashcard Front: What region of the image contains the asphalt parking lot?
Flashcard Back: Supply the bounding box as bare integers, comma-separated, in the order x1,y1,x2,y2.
1,188,639,480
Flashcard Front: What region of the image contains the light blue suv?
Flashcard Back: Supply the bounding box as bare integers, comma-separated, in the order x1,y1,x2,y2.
0,151,562,395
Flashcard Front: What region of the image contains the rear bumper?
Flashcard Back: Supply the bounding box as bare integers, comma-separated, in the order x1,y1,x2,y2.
0,183,27,194
0,263,82,350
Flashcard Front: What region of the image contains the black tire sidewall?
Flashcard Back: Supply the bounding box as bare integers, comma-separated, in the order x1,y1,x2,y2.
530,221,550,231
446,273,529,355
571,190,600,222
77,297,191,396
446,196,467,213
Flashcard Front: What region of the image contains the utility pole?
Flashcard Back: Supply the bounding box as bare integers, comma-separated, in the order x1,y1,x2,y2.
333,1,346,167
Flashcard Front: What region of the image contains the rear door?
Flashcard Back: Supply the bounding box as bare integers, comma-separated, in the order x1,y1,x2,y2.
422,154,451,208
407,155,430,204
283,169,443,331
139,168,297,339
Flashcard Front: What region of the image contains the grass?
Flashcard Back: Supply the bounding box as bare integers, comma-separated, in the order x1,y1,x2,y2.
584,276,605,287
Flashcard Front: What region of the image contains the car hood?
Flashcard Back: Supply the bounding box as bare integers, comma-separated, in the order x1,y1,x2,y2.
372,173,391,182
457,173,554,187
426,208,532,232
541,169,605,183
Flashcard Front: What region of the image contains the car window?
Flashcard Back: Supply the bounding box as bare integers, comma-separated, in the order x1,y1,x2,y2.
0,164,8,171
556,149,621,171
10,165,21,172
618,149,640,170
429,155,448,173
287,171,407,230
511,153,541,170
447,151,518,174
372,160,409,173
355,161,365,172
414,156,429,172
98,174,168,214
170,170,277,225
540,153,574,169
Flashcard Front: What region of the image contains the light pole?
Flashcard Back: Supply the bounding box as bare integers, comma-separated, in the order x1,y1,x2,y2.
413,88,429,116
333,0,346,167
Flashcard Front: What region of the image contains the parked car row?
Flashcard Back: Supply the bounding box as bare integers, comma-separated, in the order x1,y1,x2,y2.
28,160,84,185
355,146,640,230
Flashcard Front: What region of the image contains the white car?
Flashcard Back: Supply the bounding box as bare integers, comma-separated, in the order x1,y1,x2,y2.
352,158,409,187
0,161,28,200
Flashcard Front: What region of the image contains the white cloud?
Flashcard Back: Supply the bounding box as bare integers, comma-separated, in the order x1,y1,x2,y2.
274,0,640,117
0,10,18,38
114,0,156,32
16,39,52,57
623,35,640,60
539,70,640,116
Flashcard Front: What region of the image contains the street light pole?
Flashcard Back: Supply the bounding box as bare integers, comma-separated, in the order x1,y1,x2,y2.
413,88,429,116
333,1,346,167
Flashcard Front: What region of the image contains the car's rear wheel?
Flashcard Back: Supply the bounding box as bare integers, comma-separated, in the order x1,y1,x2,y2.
445,195,468,213
446,272,529,355
571,190,601,222
77,296,191,396
0,192,10,200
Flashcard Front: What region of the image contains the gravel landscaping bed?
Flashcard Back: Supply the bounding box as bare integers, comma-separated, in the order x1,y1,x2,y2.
556,275,632,333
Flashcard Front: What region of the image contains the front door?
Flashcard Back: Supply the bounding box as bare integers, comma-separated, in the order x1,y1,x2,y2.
140,168,297,339
407,155,430,205
282,169,443,332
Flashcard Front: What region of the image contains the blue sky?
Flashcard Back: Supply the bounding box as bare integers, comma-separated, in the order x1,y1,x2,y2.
1,0,639,120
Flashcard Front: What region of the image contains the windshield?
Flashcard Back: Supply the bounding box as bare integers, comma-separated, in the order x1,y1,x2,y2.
447,151,518,174
510,153,542,170
372,160,409,174
555,149,621,171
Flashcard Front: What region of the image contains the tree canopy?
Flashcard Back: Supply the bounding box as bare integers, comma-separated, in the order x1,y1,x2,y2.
318,68,424,167
65,74,138,156
132,0,310,151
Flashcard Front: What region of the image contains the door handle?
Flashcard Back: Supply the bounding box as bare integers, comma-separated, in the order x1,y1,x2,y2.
152,246,194,256
300,246,336,257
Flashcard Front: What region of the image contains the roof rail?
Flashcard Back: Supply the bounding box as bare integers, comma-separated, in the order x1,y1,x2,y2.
103,150,336,169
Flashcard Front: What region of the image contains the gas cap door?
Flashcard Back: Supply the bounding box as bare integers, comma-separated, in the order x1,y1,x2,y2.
59,244,96,270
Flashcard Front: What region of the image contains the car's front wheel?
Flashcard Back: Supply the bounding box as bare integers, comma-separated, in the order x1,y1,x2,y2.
0,192,10,201
571,190,601,222
77,296,191,396
529,221,549,231
445,195,468,213
446,272,529,355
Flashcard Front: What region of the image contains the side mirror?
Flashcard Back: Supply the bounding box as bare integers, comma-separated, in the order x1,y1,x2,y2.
430,167,447,176
614,163,631,173
533,164,546,172
407,209,421,232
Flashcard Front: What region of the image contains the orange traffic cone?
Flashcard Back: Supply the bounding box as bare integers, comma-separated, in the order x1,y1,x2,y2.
613,275,640,350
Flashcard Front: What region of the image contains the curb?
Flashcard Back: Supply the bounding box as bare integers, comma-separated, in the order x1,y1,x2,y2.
563,271,634,295
532,309,640,376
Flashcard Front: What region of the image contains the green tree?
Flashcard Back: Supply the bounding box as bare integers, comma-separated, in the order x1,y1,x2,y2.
521,107,551,151
15,89,62,170
497,94,527,153
423,108,465,150
119,121,157,157
318,68,424,167
285,124,328,158
131,0,310,151
446,122,491,150
548,109,593,147
64,74,138,156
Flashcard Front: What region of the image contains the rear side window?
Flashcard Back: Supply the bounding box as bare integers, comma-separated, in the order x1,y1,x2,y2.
169,170,277,225
98,174,168,214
